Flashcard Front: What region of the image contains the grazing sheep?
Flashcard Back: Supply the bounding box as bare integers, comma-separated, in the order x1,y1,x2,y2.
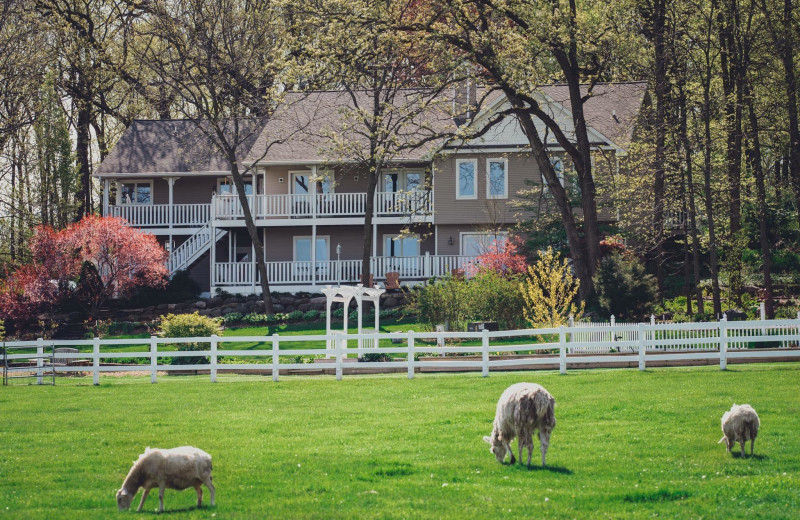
116,446,215,512
719,404,760,458
483,382,556,466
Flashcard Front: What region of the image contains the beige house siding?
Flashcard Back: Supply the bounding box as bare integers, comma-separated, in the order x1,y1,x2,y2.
433,153,539,225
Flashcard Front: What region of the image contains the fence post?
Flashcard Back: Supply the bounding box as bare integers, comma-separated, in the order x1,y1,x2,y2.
407,330,415,379
610,315,615,345
719,316,728,370
559,326,566,375
150,336,158,383
36,338,44,385
210,335,218,383
638,323,646,371
272,334,279,382
481,328,489,377
92,337,100,385
335,335,344,381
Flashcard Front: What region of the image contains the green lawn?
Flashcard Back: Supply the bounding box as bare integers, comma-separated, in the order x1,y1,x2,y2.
1,365,799,519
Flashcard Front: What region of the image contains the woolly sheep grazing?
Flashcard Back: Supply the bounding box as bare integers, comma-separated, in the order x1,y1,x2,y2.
483,382,556,466
116,446,215,512
719,404,760,457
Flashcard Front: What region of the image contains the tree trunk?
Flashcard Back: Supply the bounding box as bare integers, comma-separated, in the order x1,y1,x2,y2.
679,83,704,314
649,0,669,294
74,86,92,221
780,0,800,230
702,73,723,316
228,160,273,313
744,84,774,318
361,159,380,287
515,106,593,300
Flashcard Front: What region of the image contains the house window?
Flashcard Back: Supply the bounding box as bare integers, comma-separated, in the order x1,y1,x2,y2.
456,159,477,199
486,158,508,199
460,231,508,256
383,234,420,257
292,172,334,194
382,171,423,193
119,181,152,205
217,177,253,195
294,236,330,261
543,156,565,192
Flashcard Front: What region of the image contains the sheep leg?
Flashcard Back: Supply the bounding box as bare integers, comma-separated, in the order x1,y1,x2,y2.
158,486,165,513
518,440,524,466
204,475,215,507
504,440,515,464
740,440,746,458
750,439,755,456
195,484,203,507
539,429,550,467
526,435,532,467
137,487,150,512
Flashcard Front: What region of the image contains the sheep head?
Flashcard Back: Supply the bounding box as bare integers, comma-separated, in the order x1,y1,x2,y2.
483,431,506,463
116,489,134,511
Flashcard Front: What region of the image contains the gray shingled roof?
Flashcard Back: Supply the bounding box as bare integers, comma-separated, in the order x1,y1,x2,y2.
95,119,263,176
539,82,647,146
95,83,646,176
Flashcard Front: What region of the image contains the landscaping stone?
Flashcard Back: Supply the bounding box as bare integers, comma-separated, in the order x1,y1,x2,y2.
223,297,239,305
298,304,311,312
194,301,207,309
272,304,284,312
279,296,294,305
384,297,398,308
207,297,222,308
295,298,310,305
167,303,177,311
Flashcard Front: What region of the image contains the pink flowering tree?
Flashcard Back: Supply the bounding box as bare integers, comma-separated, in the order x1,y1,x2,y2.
469,238,528,277
0,216,168,323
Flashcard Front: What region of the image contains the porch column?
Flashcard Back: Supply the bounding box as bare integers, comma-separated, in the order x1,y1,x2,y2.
165,176,178,254
251,240,256,295
210,220,216,293
102,178,110,217
311,165,318,288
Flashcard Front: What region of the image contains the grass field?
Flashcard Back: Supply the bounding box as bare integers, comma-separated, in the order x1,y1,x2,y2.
1,364,799,519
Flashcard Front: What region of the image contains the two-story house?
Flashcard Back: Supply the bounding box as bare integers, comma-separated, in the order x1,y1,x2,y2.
94,83,646,296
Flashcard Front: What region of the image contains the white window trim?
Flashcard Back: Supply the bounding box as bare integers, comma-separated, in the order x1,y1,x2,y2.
543,156,566,192
455,159,478,200
118,180,153,205
292,235,330,262
459,231,508,256
486,158,508,199
382,233,420,257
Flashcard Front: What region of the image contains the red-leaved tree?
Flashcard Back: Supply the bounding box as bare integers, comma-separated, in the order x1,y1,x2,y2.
470,239,528,277
0,216,168,323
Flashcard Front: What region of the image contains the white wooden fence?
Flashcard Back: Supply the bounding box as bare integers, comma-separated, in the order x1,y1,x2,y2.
3,317,800,385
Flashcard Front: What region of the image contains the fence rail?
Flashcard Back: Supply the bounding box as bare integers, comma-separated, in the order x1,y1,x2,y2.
3,318,800,385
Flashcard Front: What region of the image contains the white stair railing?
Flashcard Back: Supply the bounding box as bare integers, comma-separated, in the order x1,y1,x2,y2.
168,223,227,274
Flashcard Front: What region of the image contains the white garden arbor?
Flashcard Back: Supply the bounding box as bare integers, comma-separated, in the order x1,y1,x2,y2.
322,284,386,352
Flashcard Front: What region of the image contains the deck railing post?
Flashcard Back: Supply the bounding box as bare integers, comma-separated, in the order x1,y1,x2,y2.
150,336,158,383
407,330,415,379
559,327,567,375
719,316,728,370
272,334,280,382
210,335,218,383
36,338,44,385
638,323,646,371
92,337,100,385
481,328,489,377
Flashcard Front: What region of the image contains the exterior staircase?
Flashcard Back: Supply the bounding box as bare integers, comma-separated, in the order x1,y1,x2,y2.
168,223,227,274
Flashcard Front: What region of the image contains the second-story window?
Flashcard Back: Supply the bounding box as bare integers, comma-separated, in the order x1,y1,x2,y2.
486,158,508,199
456,159,477,199
119,181,152,205
218,177,253,195
543,156,566,193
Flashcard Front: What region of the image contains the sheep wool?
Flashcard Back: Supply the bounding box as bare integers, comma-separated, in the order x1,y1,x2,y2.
483,382,556,467
719,404,760,458
116,446,215,512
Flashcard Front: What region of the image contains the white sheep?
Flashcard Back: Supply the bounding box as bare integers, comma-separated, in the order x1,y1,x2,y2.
483,382,556,466
719,404,760,458
116,446,215,512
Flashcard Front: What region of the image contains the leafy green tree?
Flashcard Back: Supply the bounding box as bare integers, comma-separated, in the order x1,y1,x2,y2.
593,253,658,320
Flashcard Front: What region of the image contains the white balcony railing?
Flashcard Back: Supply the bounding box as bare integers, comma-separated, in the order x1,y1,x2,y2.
213,255,478,287
108,204,210,227
213,191,431,220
